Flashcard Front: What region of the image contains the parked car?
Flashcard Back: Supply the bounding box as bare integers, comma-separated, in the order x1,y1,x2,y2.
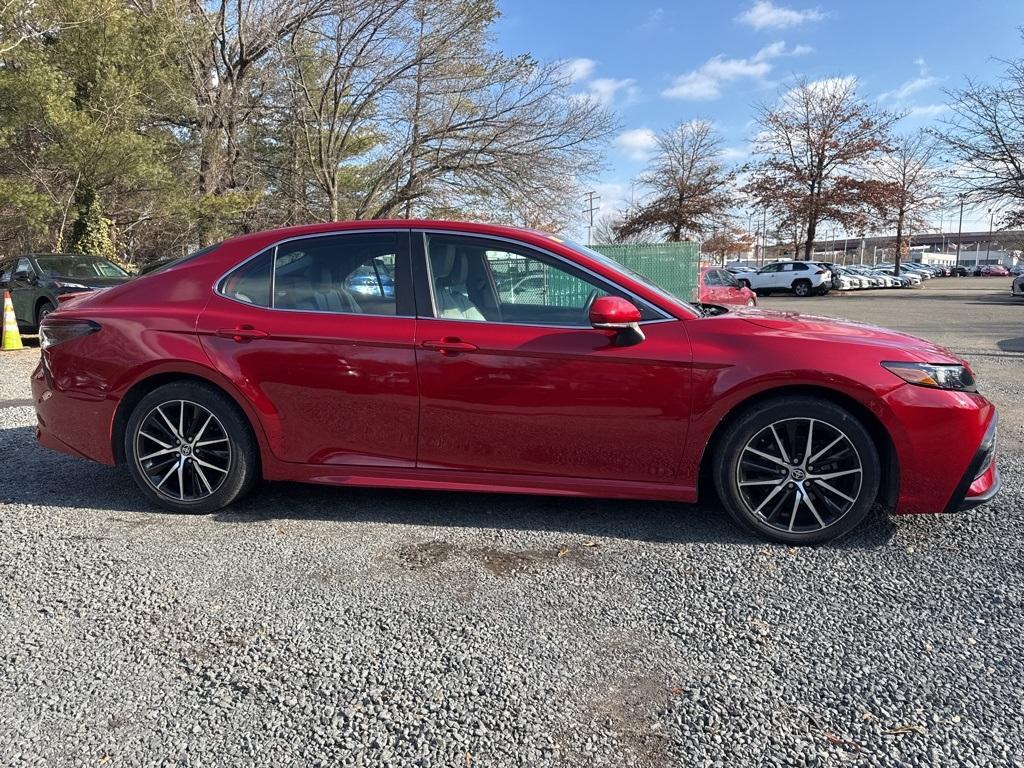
1012,273,1024,298
826,266,863,291
976,265,1010,277
699,267,757,307
745,260,831,297
0,252,131,330
950,266,971,277
1009,264,1024,276
845,266,884,288
874,268,918,287
32,220,999,545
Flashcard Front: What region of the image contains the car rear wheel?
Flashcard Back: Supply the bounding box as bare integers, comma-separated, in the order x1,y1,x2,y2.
713,397,881,544
792,279,812,297
125,382,259,514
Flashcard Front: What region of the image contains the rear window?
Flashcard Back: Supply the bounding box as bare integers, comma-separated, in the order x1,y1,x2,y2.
142,243,222,276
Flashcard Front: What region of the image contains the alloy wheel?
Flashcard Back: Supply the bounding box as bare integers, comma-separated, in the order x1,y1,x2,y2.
134,400,232,501
735,417,863,534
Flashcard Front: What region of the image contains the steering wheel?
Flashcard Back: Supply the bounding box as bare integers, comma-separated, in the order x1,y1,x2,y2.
582,288,600,317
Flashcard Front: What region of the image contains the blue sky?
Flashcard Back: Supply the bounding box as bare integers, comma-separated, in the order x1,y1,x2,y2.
494,0,1023,234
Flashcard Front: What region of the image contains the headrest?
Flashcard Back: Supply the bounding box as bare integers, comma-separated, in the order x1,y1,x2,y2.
434,245,470,286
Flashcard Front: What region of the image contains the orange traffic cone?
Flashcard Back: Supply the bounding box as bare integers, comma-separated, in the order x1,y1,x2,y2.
2,290,24,351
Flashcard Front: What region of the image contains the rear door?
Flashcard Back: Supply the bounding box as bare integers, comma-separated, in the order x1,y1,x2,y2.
198,230,420,467
412,231,692,484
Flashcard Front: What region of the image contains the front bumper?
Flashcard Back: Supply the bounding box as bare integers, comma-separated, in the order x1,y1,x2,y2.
946,414,1000,512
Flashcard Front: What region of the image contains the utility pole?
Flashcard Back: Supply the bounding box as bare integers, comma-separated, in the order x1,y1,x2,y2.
583,191,600,246
955,193,965,272
760,207,768,265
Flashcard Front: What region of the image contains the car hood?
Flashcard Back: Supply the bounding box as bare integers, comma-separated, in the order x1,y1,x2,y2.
734,308,963,364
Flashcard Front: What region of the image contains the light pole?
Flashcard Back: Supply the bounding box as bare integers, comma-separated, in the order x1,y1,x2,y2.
955,193,966,272
986,208,994,262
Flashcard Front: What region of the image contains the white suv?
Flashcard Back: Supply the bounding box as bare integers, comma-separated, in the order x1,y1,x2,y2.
743,261,831,297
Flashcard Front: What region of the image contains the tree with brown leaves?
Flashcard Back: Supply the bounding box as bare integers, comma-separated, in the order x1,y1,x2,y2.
745,77,894,260
616,120,736,242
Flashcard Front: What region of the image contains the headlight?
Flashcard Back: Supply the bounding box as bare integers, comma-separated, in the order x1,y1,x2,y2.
881,361,977,392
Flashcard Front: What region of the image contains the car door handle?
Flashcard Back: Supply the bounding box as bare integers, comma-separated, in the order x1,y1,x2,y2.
216,326,269,342
421,338,478,355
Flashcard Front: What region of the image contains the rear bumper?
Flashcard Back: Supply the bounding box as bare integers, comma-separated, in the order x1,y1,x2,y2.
32,358,117,465
945,414,1000,513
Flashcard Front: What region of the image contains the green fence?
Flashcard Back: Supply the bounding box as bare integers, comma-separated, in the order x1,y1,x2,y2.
591,242,700,304
488,241,700,309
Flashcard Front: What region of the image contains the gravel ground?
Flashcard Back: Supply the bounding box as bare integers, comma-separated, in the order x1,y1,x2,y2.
1,280,1022,767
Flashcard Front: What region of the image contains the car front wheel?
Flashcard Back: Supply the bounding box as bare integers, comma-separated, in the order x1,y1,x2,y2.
713,397,881,544
792,280,812,297
124,381,259,514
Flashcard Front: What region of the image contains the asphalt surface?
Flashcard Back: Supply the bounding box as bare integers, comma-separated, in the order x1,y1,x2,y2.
1,278,1022,766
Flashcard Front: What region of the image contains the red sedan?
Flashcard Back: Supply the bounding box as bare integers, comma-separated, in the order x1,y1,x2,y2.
699,267,757,307
32,221,999,544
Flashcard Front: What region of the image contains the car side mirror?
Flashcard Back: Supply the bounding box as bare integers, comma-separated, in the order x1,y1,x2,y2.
28,273,39,285
589,296,645,346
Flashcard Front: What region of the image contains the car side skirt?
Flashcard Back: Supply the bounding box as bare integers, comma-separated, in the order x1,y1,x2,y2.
261,462,698,504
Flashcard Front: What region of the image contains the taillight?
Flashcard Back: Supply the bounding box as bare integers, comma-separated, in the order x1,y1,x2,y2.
815,269,827,275
39,319,100,350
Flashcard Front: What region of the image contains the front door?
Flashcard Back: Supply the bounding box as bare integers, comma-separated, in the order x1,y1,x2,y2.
413,232,692,485
198,230,420,468
8,258,38,326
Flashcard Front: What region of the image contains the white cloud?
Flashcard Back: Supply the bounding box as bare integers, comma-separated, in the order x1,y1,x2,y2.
586,77,640,107
662,41,811,101
720,145,749,162
562,57,597,84
879,58,942,101
615,128,658,161
907,103,949,119
638,7,665,32
737,0,825,30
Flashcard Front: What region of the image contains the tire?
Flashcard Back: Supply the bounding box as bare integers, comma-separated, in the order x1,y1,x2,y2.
124,381,259,514
792,279,812,297
712,397,881,545
36,301,55,328
754,288,769,297
746,298,756,307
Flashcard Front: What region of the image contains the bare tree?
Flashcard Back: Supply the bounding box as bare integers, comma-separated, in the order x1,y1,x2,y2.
872,130,944,274
172,0,332,201
592,211,649,245
936,39,1024,228
745,77,894,259
276,0,612,229
616,120,736,242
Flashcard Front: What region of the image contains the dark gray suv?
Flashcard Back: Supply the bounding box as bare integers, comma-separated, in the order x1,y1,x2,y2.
0,253,131,330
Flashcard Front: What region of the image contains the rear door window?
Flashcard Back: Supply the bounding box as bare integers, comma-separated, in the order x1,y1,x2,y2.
219,232,409,316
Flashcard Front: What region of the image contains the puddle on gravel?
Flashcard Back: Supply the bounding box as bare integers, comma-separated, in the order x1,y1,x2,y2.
397,540,594,577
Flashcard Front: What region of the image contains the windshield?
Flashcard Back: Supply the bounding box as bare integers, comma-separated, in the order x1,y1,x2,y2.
35,254,129,279
557,238,698,316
